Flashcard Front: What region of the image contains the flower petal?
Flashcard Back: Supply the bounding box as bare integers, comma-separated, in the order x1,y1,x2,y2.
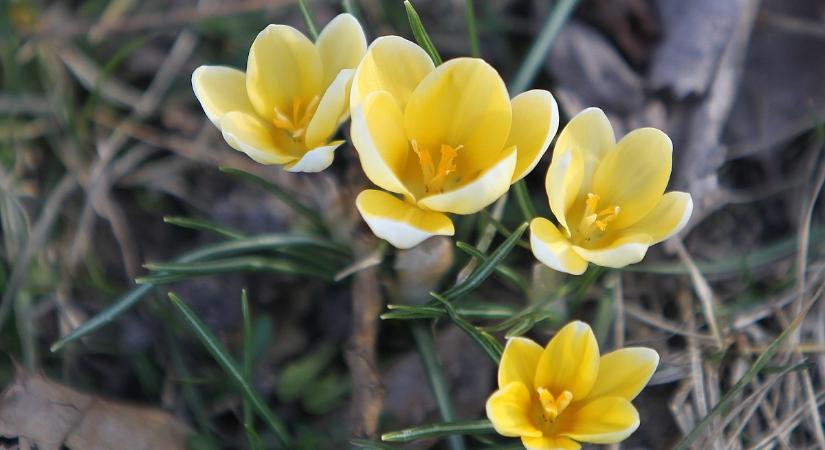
404,58,512,175
591,127,672,228
350,91,414,197
219,111,299,165
552,107,615,193
545,147,583,235
191,66,255,126
305,69,354,148
246,24,322,122
486,382,542,438
521,436,582,450
315,13,367,87
284,141,341,173
417,146,516,215
350,36,434,110
622,191,693,244
507,89,559,183
499,337,544,388
530,217,588,275
572,234,651,269
534,321,599,399
557,397,639,444
587,348,659,401
356,189,454,249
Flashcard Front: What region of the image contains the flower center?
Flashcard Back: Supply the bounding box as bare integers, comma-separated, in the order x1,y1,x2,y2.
272,96,320,140
411,140,461,194
575,193,620,245
537,387,573,422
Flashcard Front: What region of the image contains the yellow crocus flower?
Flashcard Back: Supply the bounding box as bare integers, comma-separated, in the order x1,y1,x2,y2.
192,14,366,172
531,108,693,274
486,321,658,450
349,36,559,249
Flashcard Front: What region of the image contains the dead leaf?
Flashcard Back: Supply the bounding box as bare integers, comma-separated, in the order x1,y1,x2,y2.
0,369,191,450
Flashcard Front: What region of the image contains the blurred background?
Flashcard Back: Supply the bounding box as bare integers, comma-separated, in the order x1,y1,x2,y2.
1,0,824,449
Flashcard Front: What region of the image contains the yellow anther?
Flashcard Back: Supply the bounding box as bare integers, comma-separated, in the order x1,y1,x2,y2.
577,192,620,243
271,96,320,140
412,141,462,194
537,388,573,422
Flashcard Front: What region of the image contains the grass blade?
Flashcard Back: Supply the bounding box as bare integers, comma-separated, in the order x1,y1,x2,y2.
240,289,263,450
140,256,334,283
512,180,536,221
456,242,527,294
381,419,494,442
432,293,502,363
673,313,806,450
510,0,579,94
297,0,319,39
442,222,528,300
382,303,515,320
163,216,247,240
411,323,465,450
168,292,291,448
464,0,481,57
51,233,347,352
404,1,443,65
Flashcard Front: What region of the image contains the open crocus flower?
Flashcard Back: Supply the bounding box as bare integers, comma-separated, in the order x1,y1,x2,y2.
350,36,559,249
192,14,366,172
530,108,693,274
486,321,659,450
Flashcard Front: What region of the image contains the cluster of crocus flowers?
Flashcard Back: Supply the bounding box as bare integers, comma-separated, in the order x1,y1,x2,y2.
192,14,366,172
486,321,659,450
530,108,693,274
348,36,559,249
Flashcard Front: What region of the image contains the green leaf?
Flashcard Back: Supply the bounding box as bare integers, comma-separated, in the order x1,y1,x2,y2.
297,0,319,39
382,303,514,320
139,256,334,284
51,233,346,352
381,419,494,442
350,438,403,450
240,289,264,450
168,292,292,448
411,323,465,450
456,242,527,293
442,222,528,300
463,0,481,57
512,180,536,221
403,1,443,65
220,167,326,231
163,216,247,240
510,0,579,94
431,293,502,363
276,344,337,402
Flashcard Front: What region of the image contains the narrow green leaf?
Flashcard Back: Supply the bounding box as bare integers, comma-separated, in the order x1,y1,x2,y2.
168,293,292,448
411,323,465,450
512,180,536,221
510,0,579,94
382,303,514,320
51,233,346,352
442,222,528,300
464,0,481,57
404,1,443,65
297,0,319,39
240,289,264,450
432,293,502,363
342,0,364,21
350,438,402,450
673,314,805,450
164,216,247,240
140,256,334,283
382,419,494,442
220,167,325,230
456,242,527,293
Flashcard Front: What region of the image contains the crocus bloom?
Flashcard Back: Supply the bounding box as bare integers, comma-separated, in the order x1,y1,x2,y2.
486,321,658,450
192,14,366,172
349,36,559,249
530,108,692,274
